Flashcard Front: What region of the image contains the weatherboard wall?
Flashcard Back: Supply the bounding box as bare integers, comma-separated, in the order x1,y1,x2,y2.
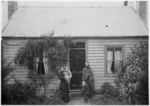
86,38,147,89
2,37,148,90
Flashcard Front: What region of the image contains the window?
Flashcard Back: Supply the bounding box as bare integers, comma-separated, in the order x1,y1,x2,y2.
35,51,49,75
106,47,123,74
70,42,85,48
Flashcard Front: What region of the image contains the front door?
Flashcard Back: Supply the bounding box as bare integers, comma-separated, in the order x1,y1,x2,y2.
69,49,85,90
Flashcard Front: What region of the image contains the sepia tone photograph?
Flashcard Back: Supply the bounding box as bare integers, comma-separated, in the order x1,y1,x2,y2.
1,1,149,105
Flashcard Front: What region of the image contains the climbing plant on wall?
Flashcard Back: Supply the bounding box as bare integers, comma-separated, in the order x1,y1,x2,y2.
15,33,74,78
15,33,74,96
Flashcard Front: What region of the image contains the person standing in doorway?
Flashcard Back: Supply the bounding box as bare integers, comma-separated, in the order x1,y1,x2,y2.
82,61,94,103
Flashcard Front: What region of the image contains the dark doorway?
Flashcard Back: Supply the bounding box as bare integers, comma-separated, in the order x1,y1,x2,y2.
69,42,85,90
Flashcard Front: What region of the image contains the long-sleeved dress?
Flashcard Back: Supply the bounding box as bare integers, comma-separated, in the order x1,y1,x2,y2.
59,71,69,103
82,66,94,97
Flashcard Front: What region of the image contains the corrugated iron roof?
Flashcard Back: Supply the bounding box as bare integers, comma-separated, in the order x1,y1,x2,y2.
2,6,148,37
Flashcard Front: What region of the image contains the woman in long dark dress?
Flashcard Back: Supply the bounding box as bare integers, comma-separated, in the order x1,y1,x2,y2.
82,61,94,102
59,68,69,103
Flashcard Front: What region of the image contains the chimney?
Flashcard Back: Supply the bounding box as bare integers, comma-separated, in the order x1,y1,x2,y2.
8,1,18,19
2,1,8,30
124,1,128,6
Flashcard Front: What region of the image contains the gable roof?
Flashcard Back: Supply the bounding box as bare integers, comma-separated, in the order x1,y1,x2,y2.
2,6,148,38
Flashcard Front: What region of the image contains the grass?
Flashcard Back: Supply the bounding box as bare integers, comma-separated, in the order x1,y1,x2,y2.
90,94,129,105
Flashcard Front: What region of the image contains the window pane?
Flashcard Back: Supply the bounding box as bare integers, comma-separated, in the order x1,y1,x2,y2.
107,50,113,60
76,42,85,48
106,47,123,74
115,50,122,60
38,58,45,74
111,60,115,73
107,60,114,74
107,48,114,51
71,42,85,48
115,48,122,51
43,58,49,74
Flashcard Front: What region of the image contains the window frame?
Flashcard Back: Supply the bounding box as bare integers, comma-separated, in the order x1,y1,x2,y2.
68,40,88,67
32,53,50,77
104,45,125,77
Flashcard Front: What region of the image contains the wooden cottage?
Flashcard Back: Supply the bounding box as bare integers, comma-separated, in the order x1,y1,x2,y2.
2,5,148,96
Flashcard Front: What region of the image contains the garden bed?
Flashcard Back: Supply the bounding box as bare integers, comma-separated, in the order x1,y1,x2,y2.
90,94,128,105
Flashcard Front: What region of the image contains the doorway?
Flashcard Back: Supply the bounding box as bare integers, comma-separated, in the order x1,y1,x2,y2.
69,42,85,90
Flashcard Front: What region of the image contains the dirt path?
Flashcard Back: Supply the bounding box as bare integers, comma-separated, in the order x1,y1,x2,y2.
66,94,91,105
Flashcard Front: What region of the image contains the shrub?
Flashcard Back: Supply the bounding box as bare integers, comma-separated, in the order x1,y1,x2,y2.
2,38,66,104
96,82,119,98
1,59,15,104
114,41,148,104
91,94,127,105
2,81,37,104
1,59,15,85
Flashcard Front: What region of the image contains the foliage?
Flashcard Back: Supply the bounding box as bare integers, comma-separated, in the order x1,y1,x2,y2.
2,59,15,85
114,41,148,104
2,79,64,105
96,82,119,98
2,80,37,104
90,94,127,105
2,59,15,104
15,34,73,77
13,34,73,103
14,34,73,97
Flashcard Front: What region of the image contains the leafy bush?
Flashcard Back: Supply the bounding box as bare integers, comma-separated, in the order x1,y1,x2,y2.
2,80,65,105
96,82,119,98
114,41,148,104
2,81,37,104
91,94,127,105
1,59,15,86
2,59,15,104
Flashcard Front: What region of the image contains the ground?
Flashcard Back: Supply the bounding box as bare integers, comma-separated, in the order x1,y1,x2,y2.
67,96,91,105
66,92,91,105
65,92,127,105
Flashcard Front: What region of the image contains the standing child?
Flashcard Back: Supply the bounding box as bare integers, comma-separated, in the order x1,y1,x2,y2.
82,81,89,103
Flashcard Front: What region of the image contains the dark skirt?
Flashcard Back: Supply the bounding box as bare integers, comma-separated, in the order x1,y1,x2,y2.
87,81,94,97
60,79,69,103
